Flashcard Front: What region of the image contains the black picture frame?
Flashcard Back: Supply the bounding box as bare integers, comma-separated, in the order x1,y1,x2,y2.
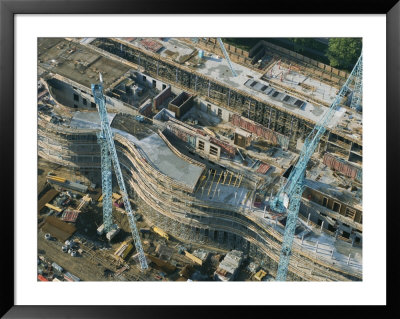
1,0,399,317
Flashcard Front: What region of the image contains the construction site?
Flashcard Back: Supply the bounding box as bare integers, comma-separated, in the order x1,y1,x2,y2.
37,37,363,282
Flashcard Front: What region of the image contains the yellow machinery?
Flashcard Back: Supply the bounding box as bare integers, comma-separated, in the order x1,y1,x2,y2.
47,176,66,183
254,269,268,281
152,226,169,240
114,241,133,260
44,203,63,213
98,193,121,202
184,251,203,266
203,127,216,137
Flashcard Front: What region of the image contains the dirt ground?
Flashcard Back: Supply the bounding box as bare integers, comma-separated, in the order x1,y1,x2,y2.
37,158,259,282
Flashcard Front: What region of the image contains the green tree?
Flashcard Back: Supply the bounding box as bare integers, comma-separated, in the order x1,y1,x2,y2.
327,38,362,70
292,38,315,53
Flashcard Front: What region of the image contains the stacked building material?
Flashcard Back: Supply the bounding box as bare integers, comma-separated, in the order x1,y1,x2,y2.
60,210,79,223
209,136,236,157
323,153,361,182
256,162,270,174
140,39,163,53
214,250,244,281
231,114,289,149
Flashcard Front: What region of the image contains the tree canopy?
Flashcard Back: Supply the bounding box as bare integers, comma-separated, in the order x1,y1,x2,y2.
327,38,362,70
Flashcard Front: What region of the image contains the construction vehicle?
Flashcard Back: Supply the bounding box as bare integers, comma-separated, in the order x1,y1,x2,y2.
254,269,268,281
47,175,66,183
152,226,169,240
98,192,121,202
114,240,133,261
44,203,63,213
184,251,203,266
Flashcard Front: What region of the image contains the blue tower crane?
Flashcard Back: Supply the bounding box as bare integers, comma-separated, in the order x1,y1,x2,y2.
350,54,363,111
269,52,362,281
191,37,237,77
92,75,148,270
217,38,238,77
97,131,113,233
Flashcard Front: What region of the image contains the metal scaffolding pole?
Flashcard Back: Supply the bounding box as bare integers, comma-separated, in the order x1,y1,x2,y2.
97,132,113,233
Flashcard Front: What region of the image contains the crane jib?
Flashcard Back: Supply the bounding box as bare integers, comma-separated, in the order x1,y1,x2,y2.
271,51,362,281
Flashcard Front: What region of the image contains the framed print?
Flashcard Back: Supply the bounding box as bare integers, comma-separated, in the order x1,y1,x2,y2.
1,0,399,317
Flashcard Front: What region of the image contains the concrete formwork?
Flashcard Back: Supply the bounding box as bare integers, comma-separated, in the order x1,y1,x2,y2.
90,38,362,160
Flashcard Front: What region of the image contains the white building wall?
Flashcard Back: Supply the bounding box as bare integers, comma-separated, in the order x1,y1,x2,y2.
197,98,232,122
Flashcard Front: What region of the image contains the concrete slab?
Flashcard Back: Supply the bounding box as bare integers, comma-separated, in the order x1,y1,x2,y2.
194,53,346,129
70,111,204,190
266,63,338,104
137,133,204,190
38,38,130,89
70,111,116,129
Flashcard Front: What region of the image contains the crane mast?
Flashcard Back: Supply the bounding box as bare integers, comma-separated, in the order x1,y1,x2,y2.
350,54,363,110
97,132,113,233
92,77,148,270
270,52,362,281
217,38,238,77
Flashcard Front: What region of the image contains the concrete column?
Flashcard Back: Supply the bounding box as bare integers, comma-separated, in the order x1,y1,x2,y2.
208,80,211,97
307,212,311,225
321,221,324,231
301,234,304,246
289,117,293,137
248,100,251,118
228,89,231,106
347,253,351,265
315,241,319,252
331,248,334,259
268,109,272,128
138,54,141,66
